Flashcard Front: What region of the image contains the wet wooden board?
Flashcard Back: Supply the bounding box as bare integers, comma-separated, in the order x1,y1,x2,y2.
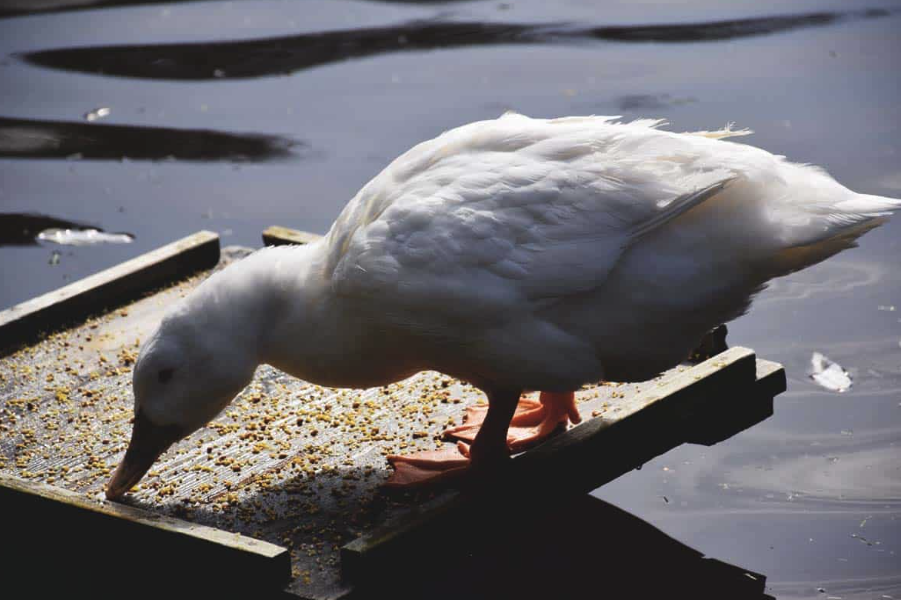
0,228,786,600
340,349,785,587
0,473,290,594
0,230,219,357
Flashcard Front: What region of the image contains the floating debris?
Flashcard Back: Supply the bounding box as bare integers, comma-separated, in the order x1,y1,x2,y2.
809,352,852,392
83,107,110,122
618,93,699,111
37,228,134,246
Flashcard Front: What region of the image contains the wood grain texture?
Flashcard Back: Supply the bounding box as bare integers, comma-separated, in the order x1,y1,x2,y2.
0,230,219,357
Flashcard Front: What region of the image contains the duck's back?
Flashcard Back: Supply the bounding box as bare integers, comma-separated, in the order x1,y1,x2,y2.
326,114,731,303
321,113,899,385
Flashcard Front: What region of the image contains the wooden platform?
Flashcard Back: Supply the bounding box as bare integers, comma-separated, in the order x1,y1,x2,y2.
0,228,785,599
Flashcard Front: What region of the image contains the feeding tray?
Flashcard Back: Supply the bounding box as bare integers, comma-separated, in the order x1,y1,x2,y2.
0,228,785,598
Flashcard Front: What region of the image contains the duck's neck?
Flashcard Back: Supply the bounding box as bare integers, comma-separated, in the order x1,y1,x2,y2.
196,241,418,389
184,243,321,365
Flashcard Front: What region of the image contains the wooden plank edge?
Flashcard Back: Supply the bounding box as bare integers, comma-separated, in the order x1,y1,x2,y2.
0,473,291,590
684,358,784,446
340,490,461,579
263,225,323,247
516,346,758,466
0,230,220,357
755,358,787,397
0,474,287,557
341,347,768,582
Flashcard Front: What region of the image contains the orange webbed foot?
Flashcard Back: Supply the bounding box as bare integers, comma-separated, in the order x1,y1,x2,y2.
443,391,580,452
442,398,543,444
383,442,471,488
385,390,581,489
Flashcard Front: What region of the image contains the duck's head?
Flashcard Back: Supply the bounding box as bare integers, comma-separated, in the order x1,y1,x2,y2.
106,309,258,500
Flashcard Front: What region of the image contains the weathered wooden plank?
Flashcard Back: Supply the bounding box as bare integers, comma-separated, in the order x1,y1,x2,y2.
341,349,783,585
0,230,219,357
755,359,787,397
0,473,291,594
509,347,758,485
262,225,322,247
685,358,785,446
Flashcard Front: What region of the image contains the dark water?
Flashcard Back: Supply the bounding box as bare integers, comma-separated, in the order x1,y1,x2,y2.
1,0,900,597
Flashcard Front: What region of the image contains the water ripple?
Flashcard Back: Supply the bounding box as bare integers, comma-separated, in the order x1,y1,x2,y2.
756,260,888,305
0,116,303,162
718,432,901,511
16,8,894,80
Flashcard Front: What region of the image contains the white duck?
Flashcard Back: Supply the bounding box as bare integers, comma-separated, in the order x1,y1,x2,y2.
107,113,900,498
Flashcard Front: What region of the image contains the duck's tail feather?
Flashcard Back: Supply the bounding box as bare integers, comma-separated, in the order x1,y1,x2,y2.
772,192,900,274
828,193,901,224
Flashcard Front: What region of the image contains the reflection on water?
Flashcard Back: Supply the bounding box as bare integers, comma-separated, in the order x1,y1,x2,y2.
727,440,901,509
773,575,901,600
0,0,177,18
18,8,893,80
618,93,699,111
0,116,302,161
664,422,901,515
754,260,888,306
0,0,483,19
36,227,134,246
0,213,95,246
385,494,773,600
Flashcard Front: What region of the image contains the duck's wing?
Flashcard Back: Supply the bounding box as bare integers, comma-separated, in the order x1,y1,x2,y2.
325,114,736,319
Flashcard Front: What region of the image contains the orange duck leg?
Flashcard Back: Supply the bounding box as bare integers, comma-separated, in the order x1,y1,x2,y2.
444,391,581,452
384,390,580,488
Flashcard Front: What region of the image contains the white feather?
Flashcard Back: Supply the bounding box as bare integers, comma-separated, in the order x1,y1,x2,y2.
138,113,901,429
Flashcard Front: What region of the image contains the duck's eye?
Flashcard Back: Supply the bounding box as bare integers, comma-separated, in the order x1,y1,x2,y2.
158,368,175,384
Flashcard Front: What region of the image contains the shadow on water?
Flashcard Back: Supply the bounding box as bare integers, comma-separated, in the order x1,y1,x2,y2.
17,9,893,81
0,213,97,246
618,93,699,111
0,116,303,162
0,0,173,18
357,494,774,600
0,0,476,19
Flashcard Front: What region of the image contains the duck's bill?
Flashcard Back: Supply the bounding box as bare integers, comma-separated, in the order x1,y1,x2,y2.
106,410,181,501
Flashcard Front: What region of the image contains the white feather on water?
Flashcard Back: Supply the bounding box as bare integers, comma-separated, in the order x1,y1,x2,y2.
810,352,852,392
37,228,133,246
